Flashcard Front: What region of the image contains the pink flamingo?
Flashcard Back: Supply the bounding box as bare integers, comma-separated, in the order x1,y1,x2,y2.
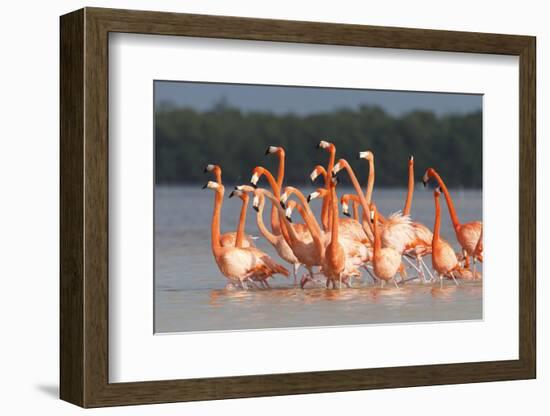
236,185,302,285
431,187,461,287
313,142,368,242
264,146,286,235
370,203,402,288
228,188,291,288
333,158,414,255
203,164,255,248
252,188,325,286
422,168,482,277
203,181,288,289
401,156,435,283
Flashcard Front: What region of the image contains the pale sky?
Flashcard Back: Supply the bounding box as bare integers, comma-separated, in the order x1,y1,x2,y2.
154,80,482,116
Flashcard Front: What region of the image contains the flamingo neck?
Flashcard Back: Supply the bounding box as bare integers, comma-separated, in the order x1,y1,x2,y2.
340,161,373,234
373,211,381,255
211,189,223,254
430,170,461,231
287,187,322,236
255,196,278,246
235,195,248,248
403,162,414,215
321,148,336,231
366,158,375,204
352,200,360,221
433,193,441,244
215,171,222,185
264,191,299,244
329,184,340,250
270,152,285,235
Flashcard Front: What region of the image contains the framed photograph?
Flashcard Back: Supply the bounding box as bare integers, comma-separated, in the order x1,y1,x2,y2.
60,7,536,408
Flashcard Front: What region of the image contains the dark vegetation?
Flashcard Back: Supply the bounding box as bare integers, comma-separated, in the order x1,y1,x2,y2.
155,103,482,188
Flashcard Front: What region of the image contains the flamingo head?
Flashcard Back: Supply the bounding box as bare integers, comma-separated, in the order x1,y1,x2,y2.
409,155,414,167
202,181,223,192
316,140,333,151
434,186,442,198
422,168,436,187
340,195,350,217
309,165,326,183
285,200,297,222
203,164,222,183
229,188,248,202
252,193,262,212
307,188,326,203
358,150,374,161
369,203,377,224
234,184,255,193
265,145,284,156
279,189,290,208
332,158,348,175
249,166,265,188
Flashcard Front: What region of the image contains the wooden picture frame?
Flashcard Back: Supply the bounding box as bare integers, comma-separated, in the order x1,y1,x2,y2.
60,7,536,408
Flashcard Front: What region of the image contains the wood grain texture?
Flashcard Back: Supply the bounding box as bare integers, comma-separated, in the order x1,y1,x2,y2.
59,8,84,406
59,7,537,408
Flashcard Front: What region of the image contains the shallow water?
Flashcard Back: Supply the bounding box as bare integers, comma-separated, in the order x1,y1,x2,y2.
154,186,482,333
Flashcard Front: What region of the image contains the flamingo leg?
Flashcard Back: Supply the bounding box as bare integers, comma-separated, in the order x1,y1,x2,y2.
420,257,435,282
472,258,478,279
363,265,377,284
392,277,400,289
450,271,459,286
293,263,300,286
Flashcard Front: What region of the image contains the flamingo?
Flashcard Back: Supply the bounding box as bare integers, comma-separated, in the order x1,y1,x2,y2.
203,181,288,289
316,140,337,232
306,185,365,288
252,188,325,286
313,141,368,242
332,158,412,283
333,158,414,255
356,152,425,279
264,145,286,235
228,188,291,288
236,185,302,285
401,156,435,283
422,167,482,277
370,203,402,288
203,164,255,248
306,188,369,265
321,177,347,288
431,187,461,287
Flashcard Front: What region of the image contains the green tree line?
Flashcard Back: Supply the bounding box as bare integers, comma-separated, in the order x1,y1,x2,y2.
154,103,482,188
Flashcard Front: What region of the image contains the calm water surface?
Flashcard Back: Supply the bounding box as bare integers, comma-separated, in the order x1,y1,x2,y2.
155,185,482,333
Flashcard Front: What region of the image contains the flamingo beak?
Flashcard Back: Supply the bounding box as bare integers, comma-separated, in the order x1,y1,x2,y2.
422,172,429,187
332,162,342,175
202,183,208,189
250,173,259,188
342,202,349,216
310,170,319,183
285,207,293,222
280,201,286,209
229,190,236,198
252,195,260,211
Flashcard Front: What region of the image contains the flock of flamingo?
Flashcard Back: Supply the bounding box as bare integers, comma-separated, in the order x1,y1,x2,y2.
202,140,483,291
